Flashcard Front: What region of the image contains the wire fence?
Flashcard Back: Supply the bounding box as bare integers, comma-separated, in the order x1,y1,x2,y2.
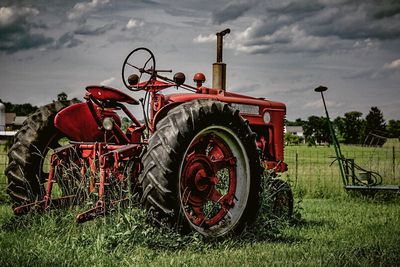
281,145,400,197
1,145,399,198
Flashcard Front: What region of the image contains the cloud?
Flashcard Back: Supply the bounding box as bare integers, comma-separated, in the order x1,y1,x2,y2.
345,58,400,80
208,0,400,55
304,99,344,109
100,77,115,86
228,23,338,54
125,19,144,30
193,33,216,43
212,2,253,24
372,2,400,19
68,0,110,20
74,23,116,35
384,59,400,70
50,32,83,49
0,6,38,26
0,6,53,53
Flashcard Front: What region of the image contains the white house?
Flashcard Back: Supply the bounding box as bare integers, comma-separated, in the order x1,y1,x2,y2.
285,126,304,138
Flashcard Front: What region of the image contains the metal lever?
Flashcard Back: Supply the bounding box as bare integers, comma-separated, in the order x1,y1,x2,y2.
314,86,347,186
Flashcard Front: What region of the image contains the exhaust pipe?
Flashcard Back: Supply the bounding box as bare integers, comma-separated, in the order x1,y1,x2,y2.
212,28,230,90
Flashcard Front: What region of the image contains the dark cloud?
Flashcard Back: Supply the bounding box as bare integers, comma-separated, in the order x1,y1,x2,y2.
212,1,253,24
0,32,53,53
0,6,53,53
221,0,400,54
74,23,116,36
50,32,83,49
268,0,325,16
304,2,400,40
372,1,400,19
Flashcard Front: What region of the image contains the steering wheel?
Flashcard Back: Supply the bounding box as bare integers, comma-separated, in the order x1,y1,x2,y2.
122,47,156,91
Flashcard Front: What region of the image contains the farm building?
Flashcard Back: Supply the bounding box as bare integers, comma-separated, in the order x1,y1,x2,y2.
285,126,304,138
0,103,27,143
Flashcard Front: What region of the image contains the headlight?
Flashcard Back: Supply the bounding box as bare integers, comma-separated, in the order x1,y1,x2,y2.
102,117,114,131
263,112,271,124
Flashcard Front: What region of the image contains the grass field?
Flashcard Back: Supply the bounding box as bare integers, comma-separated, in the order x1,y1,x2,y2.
283,145,400,198
0,145,399,266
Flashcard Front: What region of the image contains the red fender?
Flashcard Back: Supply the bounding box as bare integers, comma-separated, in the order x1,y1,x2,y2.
54,102,121,142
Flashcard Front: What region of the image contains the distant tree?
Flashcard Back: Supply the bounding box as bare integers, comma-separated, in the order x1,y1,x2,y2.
362,107,387,145
364,107,386,135
295,118,306,126
121,117,132,132
286,118,305,126
342,111,364,144
387,120,400,138
57,92,68,101
284,132,303,145
333,116,345,143
0,99,38,116
303,116,330,145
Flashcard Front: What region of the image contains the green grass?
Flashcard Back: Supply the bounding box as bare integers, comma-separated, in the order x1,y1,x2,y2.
283,145,400,198
0,144,399,266
0,197,399,266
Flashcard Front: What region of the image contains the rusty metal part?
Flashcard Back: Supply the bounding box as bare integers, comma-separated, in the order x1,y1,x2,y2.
180,132,237,228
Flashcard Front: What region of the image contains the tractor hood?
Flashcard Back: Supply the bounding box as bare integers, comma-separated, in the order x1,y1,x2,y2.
164,90,286,113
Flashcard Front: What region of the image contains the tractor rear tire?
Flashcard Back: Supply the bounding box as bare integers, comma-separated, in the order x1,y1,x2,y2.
5,101,75,210
139,100,262,237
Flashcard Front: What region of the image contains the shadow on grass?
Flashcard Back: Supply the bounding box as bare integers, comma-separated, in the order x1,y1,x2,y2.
290,217,334,229
346,189,400,202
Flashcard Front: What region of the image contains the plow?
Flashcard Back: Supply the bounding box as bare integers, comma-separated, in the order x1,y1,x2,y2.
315,86,400,194
5,29,293,237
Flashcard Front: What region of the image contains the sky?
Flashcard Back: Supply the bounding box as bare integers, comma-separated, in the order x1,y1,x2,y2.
0,0,399,121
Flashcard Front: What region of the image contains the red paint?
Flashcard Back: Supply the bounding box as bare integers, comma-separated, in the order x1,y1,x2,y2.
54,102,121,142
86,85,139,105
180,133,237,227
152,90,286,167
14,45,289,225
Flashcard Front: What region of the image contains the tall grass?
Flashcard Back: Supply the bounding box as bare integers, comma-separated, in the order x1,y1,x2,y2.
0,197,399,266
0,144,399,266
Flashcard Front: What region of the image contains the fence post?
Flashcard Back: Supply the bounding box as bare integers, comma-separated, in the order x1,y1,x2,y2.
393,146,396,179
295,151,298,183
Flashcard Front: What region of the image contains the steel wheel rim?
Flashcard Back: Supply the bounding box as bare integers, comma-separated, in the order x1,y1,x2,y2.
179,125,250,236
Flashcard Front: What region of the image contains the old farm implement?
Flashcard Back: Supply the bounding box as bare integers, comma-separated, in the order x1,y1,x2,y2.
5,29,293,237
315,86,400,194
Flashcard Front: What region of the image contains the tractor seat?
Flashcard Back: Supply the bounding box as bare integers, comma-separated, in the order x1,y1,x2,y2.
86,85,139,105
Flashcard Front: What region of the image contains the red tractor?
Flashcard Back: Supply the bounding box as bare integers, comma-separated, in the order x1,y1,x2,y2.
5,29,293,237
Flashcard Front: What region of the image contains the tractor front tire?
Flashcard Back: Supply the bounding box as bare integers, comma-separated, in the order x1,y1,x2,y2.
139,100,262,237
267,179,293,220
5,101,75,210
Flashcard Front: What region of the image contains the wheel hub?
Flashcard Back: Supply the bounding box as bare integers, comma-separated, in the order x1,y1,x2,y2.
180,134,238,228
182,154,216,205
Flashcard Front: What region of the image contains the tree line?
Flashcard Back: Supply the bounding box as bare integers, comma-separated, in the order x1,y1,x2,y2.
0,92,79,116
286,106,400,146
